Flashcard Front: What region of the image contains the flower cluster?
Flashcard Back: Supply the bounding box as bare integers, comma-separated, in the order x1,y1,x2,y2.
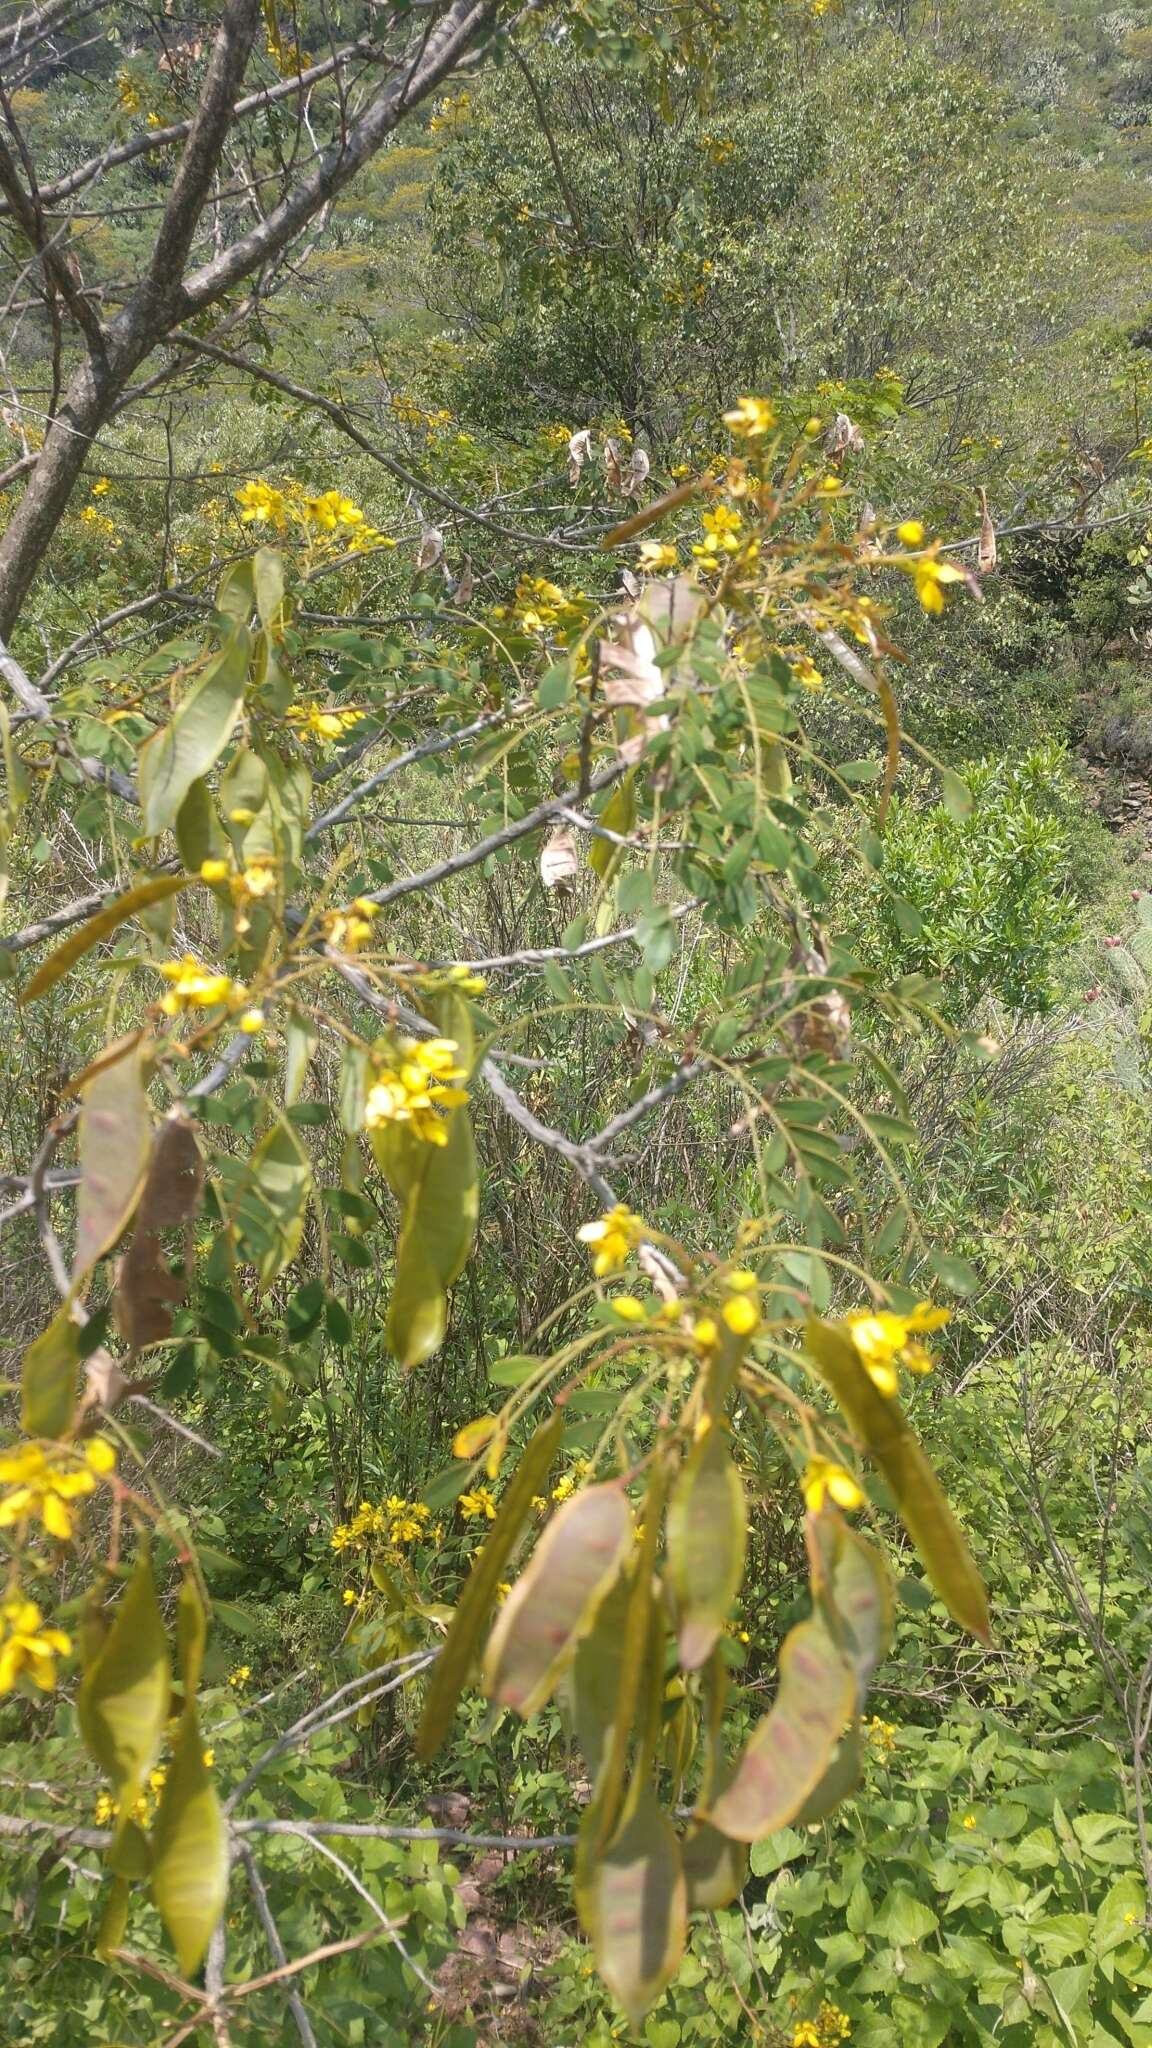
158,955,244,1016
0,1438,116,1541
287,701,364,743
332,1496,433,1552
802,1457,865,1514
576,1204,645,1277
693,501,745,573
845,1302,949,1397
492,574,590,645
458,1486,497,1522
793,2002,852,2046
0,1594,70,1695
323,899,378,955
94,1762,167,1829
389,393,453,432
234,478,392,554
723,396,777,440
865,1716,897,1755
363,1038,469,1146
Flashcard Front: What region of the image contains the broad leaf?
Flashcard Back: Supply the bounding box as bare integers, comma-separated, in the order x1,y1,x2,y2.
151,1702,227,1978
681,1821,749,1911
21,1305,80,1439
226,1119,312,1289
20,877,188,1003
667,1425,747,1670
484,1483,632,1717
804,1317,990,1640
417,1413,563,1761
137,627,251,837
578,1784,687,2027
706,1616,855,1843
73,1035,151,1285
78,1548,171,1817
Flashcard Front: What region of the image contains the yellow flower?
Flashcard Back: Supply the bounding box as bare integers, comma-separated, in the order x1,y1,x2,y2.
342,1587,358,1606
962,1813,977,1830
637,540,678,573
792,2003,852,2046
90,477,111,497
303,489,364,532
721,1294,759,1337
199,858,230,883
577,1203,644,1277
693,1315,720,1349
610,1295,647,1323
324,897,378,954
363,1037,469,1146
239,1009,265,1035
93,1791,116,1825
202,1748,215,1767
911,555,966,615
0,1594,71,1694
0,1442,111,1541
803,1458,864,1514
723,396,777,440
288,701,363,743
865,1715,897,1754
459,1487,497,1522
235,479,288,529
228,1665,250,1688
790,655,824,690
897,519,925,547
157,955,237,1014
845,1302,949,1395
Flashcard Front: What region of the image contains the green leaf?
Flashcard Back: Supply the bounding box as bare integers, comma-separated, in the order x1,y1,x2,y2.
386,1220,447,1370
175,778,226,873
681,1822,750,1911
253,547,285,628
21,1305,80,1439
226,1118,312,1289
176,1577,207,1698
804,1317,990,1641
578,1784,687,2028
137,628,251,837
706,1616,856,1843
151,1703,227,1978
385,1102,479,1369
667,1426,747,1671
939,767,972,820
417,1413,564,1760
284,1012,317,1107
20,877,189,1002
78,1548,171,1817
483,1482,633,1717
565,1572,632,1788
488,1355,540,1387
73,1035,152,1285
926,1251,981,1297
813,1513,893,1696
95,1873,132,1959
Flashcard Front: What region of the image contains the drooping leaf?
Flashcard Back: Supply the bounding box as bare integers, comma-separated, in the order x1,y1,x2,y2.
589,1460,666,1848
706,1616,855,1843
385,1102,479,1368
578,1784,687,2027
115,1115,202,1350
790,1718,864,1825
681,1821,749,1911
21,1305,80,1439
20,877,188,1003
73,1035,152,1285
417,1413,563,1761
136,627,251,837
253,547,285,629
225,1118,312,1289
667,1425,747,1670
151,1702,227,1978
565,1570,632,1787
283,1012,317,1106
484,1483,633,1718
385,1219,447,1370
95,1873,132,1959
176,1577,208,1699
804,1317,990,1640
78,1548,171,1817
175,778,225,873
810,1511,893,1698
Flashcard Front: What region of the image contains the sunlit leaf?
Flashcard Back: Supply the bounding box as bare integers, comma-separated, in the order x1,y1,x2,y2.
151,1702,227,1978
417,1413,563,1760
137,627,251,837
565,1571,632,1787
667,1425,747,1670
484,1482,632,1717
706,1616,855,1843
78,1548,171,1818
804,1317,990,1641
73,1035,151,1285
20,877,188,1003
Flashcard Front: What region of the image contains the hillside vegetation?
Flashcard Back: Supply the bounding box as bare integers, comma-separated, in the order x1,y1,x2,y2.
0,4,1150,2045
